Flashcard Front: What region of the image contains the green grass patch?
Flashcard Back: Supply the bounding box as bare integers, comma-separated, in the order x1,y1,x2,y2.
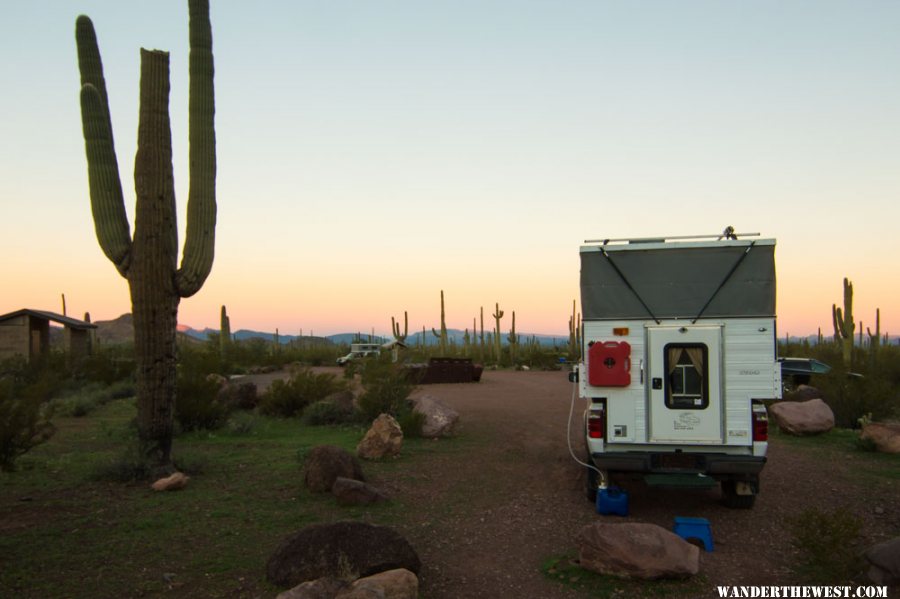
541,553,706,598
0,397,431,598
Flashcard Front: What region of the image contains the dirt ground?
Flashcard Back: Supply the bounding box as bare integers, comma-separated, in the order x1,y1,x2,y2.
240,367,900,598
299,368,898,599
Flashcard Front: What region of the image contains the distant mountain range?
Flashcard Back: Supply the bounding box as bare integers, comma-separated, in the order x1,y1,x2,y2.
88,314,570,348
182,326,571,348
57,314,897,350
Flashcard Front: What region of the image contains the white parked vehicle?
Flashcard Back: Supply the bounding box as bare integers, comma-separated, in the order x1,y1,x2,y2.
575,231,779,508
336,343,382,366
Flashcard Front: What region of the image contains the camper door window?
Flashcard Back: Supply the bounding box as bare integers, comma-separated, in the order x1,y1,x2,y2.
665,344,708,410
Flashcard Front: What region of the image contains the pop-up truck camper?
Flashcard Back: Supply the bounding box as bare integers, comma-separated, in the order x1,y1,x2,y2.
575,231,779,508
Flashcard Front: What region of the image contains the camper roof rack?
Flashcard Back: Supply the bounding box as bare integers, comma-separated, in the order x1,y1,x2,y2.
584,231,761,245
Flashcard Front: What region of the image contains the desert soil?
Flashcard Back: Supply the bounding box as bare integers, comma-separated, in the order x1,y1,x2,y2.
285,368,899,599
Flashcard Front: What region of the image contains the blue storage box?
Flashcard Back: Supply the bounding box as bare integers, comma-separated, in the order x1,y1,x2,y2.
596,486,629,516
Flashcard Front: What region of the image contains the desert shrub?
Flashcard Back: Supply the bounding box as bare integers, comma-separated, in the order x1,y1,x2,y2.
790,507,865,584
259,369,347,418
814,366,896,428
357,357,414,422
395,407,425,438
91,444,153,482
303,399,356,426
216,380,258,411
226,412,257,435
78,346,135,385
0,377,55,472
778,340,900,427
91,444,206,482
175,372,229,432
51,380,136,418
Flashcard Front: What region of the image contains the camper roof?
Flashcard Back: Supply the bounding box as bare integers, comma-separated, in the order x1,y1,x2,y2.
580,236,776,321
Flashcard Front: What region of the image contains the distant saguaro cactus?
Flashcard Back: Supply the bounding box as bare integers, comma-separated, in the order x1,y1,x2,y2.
507,311,518,364
867,309,882,352
392,311,408,344
479,307,485,360
492,303,504,363
832,278,854,366
220,305,231,352
431,290,448,355
568,299,580,358
76,0,217,468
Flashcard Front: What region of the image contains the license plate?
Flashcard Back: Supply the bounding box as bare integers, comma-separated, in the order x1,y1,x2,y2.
655,453,703,471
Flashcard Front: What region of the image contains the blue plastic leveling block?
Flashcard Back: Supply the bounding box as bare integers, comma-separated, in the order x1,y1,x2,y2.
596,486,629,516
673,516,714,551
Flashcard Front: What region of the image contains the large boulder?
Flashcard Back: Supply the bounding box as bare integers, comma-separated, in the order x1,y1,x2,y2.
769,398,834,435
865,536,900,585
303,446,365,493
276,577,348,599
576,522,700,579
357,414,403,460
412,395,459,438
861,422,900,454
332,477,389,506
266,521,421,588
337,569,418,599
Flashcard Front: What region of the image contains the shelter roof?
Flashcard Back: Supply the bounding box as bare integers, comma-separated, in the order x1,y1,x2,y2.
0,309,98,330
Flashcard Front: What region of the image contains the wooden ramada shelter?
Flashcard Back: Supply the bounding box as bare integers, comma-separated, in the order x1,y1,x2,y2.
0,309,97,363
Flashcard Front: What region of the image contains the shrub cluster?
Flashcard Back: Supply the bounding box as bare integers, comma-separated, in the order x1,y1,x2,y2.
51,380,135,418
790,507,865,584
356,356,422,436
779,340,900,427
259,369,347,418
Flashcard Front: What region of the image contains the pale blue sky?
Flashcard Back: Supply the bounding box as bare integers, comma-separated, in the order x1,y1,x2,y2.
2,1,899,336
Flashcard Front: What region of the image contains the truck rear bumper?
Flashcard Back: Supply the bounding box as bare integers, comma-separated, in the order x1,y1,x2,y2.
590,452,766,475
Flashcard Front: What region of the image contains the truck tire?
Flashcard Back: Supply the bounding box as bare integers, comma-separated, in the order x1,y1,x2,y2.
721,480,757,509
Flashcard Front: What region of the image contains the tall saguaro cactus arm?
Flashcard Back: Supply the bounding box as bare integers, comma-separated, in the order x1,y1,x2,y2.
76,17,131,277
177,0,217,297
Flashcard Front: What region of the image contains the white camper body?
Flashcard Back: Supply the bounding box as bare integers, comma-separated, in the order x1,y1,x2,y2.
578,235,780,508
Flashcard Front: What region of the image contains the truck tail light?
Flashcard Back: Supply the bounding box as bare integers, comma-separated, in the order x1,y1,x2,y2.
752,409,768,442
588,411,605,439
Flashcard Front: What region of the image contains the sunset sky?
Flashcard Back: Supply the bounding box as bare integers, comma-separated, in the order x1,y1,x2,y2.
2,1,899,338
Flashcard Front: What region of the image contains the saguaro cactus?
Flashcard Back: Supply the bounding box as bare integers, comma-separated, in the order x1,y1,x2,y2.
392,311,408,344
431,290,448,355
867,308,881,352
220,305,231,350
492,303,504,363
832,278,854,366
479,307,485,360
76,0,216,468
507,311,518,364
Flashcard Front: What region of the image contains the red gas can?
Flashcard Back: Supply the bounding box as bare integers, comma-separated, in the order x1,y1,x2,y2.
588,341,631,387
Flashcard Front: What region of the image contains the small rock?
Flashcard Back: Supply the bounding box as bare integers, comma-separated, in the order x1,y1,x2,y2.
332,477,389,506
411,395,459,438
303,445,365,493
875,506,885,515
151,472,189,492
338,568,418,599
357,414,403,460
276,577,348,599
